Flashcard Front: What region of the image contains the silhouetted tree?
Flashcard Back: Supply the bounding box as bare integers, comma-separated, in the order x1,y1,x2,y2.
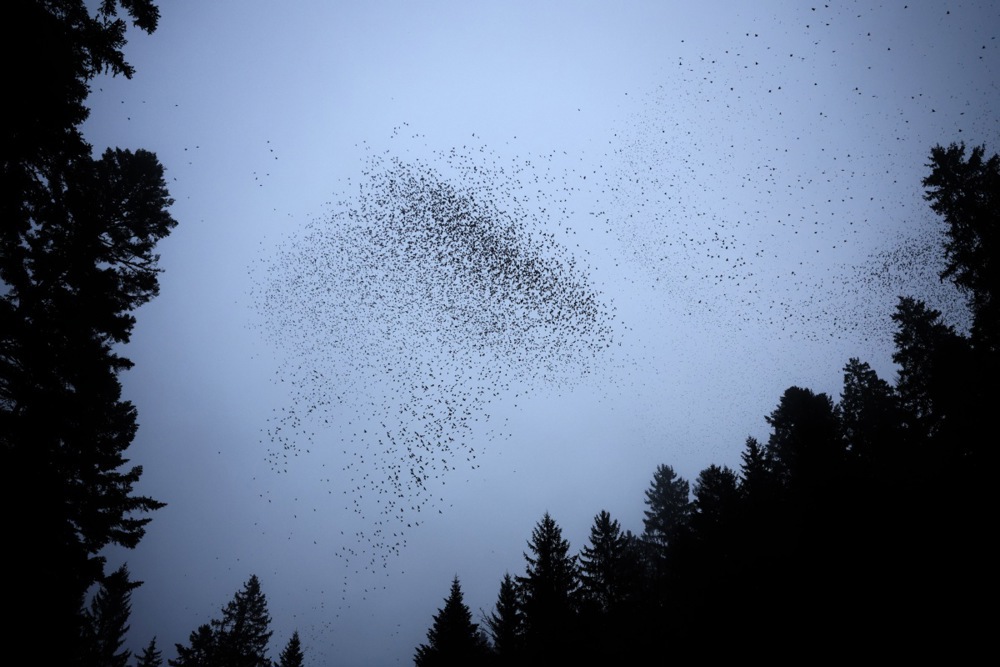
641,464,691,548
578,510,629,615
213,575,273,667
923,142,999,351
1,2,170,661
169,575,272,667
485,573,523,665
414,576,491,667
763,386,843,490
169,625,216,667
135,638,163,667
516,513,579,664
82,564,142,667
276,631,304,667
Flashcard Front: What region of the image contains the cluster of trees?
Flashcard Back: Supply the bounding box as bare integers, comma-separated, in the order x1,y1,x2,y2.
82,571,303,667
415,142,996,664
1,1,176,663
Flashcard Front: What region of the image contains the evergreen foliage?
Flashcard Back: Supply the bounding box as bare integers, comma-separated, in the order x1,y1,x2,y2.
1,2,171,661
516,513,579,663
276,631,304,667
135,638,163,667
170,575,273,667
484,573,522,665
83,564,142,667
641,464,690,547
414,576,491,666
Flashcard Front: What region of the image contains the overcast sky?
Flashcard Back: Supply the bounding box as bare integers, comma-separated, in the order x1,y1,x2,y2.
81,1,998,665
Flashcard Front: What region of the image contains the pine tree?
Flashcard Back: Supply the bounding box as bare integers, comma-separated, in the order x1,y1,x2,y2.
82,563,142,667
213,575,273,667
485,573,522,665
135,638,163,667
169,625,216,667
641,464,691,548
276,631,304,667
578,510,629,614
414,576,491,666
516,513,579,664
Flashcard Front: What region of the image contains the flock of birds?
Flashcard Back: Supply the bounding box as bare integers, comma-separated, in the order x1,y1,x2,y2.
252,136,624,590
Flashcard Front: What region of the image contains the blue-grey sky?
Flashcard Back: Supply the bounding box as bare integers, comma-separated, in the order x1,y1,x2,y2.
82,2,997,665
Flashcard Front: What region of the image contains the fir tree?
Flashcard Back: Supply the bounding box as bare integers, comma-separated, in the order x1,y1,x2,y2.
485,573,522,665
414,576,491,666
276,631,304,667
135,638,162,667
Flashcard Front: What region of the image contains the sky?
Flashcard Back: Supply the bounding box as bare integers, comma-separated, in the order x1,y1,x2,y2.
81,1,998,665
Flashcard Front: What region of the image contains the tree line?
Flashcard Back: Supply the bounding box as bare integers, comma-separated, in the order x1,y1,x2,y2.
413,142,997,664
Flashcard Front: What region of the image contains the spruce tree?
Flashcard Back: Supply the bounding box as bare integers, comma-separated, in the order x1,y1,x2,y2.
135,638,163,667
485,573,523,665
83,564,141,667
516,513,579,664
276,631,304,667
213,575,273,667
414,576,491,666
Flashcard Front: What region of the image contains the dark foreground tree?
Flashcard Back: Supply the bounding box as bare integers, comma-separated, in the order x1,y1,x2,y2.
414,576,491,666
1,1,171,661
641,464,691,549
276,631,304,667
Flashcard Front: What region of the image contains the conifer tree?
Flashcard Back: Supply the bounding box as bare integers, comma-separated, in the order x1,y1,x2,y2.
414,576,491,666
641,464,691,548
135,638,163,667
485,573,523,665
276,631,304,667
517,513,579,663
213,575,273,667
83,564,142,667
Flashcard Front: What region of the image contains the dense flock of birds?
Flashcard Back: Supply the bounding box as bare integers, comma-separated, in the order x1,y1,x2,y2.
252,136,623,587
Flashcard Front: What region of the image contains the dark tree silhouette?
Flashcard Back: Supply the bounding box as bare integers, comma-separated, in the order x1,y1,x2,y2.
516,513,579,664
484,573,523,665
641,464,690,548
276,631,304,667
414,576,491,667
213,575,273,667
578,510,629,615
1,2,170,661
82,564,142,667
170,575,273,667
135,638,163,667
923,142,999,351
170,625,216,667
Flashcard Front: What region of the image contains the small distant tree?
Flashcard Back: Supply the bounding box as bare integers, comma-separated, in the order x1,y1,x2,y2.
276,631,304,667
134,638,162,667
414,576,491,666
